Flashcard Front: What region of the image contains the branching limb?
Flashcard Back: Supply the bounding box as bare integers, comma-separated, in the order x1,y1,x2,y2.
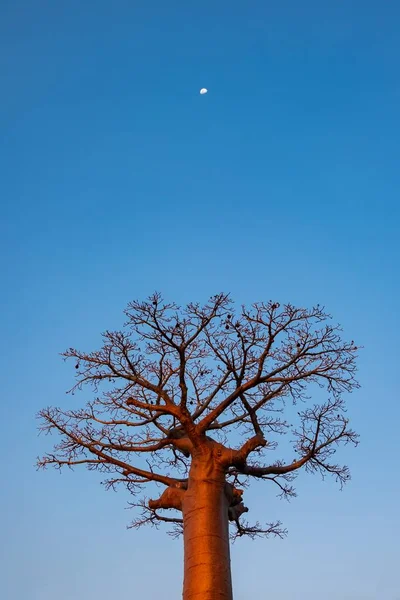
37,407,186,488
228,433,267,468
233,398,359,487
128,497,184,538
230,518,287,541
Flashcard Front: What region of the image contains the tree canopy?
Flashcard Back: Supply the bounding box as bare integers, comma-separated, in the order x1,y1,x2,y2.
38,293,359,538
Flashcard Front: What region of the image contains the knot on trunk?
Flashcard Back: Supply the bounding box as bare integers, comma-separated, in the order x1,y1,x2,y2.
224,482,249,522
228,502,249,522
149,485,186,512
166,427,193,457
224,482,243,506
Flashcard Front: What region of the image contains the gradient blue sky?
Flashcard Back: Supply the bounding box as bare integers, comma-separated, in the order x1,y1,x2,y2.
1,1,399,598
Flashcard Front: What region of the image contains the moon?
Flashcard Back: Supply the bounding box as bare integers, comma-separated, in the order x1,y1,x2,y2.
199,88,208,95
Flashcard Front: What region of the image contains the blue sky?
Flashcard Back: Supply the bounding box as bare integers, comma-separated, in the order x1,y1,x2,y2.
1,1,399,598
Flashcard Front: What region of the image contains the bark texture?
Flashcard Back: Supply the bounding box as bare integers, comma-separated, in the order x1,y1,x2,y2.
182,455,233,600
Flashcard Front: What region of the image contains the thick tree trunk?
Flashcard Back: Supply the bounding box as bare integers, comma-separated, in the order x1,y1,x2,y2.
182,458,233,600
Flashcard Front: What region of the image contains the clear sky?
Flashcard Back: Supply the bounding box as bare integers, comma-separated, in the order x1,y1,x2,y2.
1,1,399,599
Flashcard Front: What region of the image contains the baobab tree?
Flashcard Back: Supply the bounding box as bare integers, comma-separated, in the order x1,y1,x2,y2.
37,293,359,600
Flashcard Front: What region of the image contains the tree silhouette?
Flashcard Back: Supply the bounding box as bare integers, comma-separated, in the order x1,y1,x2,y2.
37,293,359,600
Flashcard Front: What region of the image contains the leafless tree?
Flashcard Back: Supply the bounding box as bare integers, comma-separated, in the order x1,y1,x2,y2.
37,293,359,600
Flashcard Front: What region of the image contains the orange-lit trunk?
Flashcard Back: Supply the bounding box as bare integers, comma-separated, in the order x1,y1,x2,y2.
182,458,233,600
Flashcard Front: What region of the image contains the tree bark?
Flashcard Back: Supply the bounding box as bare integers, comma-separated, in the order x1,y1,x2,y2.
182,457,233,600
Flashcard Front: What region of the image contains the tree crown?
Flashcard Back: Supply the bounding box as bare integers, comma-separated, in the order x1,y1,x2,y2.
37,293,359,538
